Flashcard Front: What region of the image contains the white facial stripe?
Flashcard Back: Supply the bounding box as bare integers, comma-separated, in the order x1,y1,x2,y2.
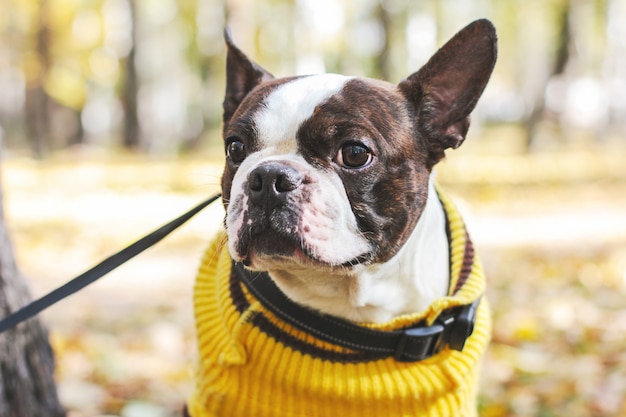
253,74,353,153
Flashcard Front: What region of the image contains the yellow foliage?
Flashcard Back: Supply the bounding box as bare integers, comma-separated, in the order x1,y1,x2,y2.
44,64,87,109
480,404,509,417
48,0,83,29
22,52,44,86
89,48,120,85
71,9,104,50
512,316,541,342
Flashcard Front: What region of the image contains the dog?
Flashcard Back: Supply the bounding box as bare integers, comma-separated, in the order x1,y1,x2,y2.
186,19,497,417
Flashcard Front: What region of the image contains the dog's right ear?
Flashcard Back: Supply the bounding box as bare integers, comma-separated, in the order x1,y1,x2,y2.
398,19,497,166
223,28,275,126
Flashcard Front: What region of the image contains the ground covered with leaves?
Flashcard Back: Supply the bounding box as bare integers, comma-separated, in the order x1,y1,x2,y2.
3,144,625,417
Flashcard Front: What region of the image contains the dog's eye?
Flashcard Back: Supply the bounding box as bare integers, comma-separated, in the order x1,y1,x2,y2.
227,139,247,163
337,143,373,168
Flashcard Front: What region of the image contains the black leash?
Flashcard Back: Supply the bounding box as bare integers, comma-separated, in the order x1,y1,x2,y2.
0,193,222,334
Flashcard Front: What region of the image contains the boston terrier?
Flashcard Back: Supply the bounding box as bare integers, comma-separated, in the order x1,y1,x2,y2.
186,19,497,417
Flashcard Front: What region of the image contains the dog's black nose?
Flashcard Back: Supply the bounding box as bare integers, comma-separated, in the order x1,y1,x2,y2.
248,163,303,205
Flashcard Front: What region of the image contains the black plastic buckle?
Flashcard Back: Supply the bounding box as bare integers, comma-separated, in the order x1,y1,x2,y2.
448,298,480,351
394,298,480,362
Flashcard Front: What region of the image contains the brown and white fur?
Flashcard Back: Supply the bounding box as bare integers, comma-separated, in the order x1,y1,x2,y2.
221,19,497,324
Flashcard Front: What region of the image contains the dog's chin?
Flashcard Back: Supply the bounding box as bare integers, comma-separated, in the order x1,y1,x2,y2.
243,246,318,271
232,233,370,273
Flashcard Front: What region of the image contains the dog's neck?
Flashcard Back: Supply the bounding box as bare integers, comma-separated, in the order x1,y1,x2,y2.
267,179,450,323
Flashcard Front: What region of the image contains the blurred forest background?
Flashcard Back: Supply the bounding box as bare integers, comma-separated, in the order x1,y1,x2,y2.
1,0,625,416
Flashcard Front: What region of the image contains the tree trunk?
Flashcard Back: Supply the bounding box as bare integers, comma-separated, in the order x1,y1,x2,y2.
374,0,392,81
0,147,65,416
524,0,572,150
122,0,141,149
24,0,53,159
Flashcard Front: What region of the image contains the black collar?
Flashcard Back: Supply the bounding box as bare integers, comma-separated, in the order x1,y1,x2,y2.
234,262,480,363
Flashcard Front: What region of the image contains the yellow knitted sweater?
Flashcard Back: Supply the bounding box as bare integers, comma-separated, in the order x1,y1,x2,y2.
187,191,490,417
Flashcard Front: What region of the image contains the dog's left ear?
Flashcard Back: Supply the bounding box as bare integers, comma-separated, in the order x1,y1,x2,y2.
399,19,497,164
223,28,275,126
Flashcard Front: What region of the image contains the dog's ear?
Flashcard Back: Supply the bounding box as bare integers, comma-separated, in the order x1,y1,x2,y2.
399,19,497,164
223,28,274,126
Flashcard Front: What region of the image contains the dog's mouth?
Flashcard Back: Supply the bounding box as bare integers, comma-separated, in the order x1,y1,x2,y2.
243,247,373,272
238,229,302,265
234,226,372,271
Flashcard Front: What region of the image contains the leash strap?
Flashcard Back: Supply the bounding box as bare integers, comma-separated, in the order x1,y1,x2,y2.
235,263,480,362
0,193,222,334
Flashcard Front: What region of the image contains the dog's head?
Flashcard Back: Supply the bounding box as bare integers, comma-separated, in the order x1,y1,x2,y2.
220,20,496,277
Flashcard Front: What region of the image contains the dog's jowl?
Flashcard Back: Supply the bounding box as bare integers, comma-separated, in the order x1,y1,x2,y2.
186,19,497,417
